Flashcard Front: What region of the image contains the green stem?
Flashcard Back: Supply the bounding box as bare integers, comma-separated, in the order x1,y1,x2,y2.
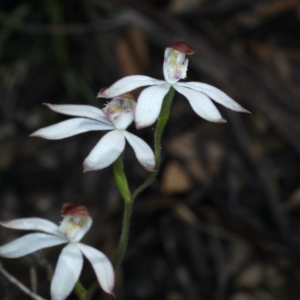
112,155,133,267
112,200,133,268
132,86,175,200
85,87,175,299
74,281,87,300
113,155,131,203
86,157,133,299
85,282,98,300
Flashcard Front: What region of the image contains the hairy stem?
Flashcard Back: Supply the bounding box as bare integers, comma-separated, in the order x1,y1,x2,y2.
112,155,133,267
132,86,175,200
85,87,175,299
112,199,132,268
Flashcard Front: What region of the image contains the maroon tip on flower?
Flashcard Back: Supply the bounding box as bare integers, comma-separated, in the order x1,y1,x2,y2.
168,42,195,55
97,86,109,98
98,87,107,93
61,203,90,217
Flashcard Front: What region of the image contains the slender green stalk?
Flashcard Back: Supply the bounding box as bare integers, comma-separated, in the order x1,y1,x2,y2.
85,282,99,300
85,200,133,299
74,281,87,300
112,155,133,268
86,157,133,299
113,155,131,203
132,86,175,200
112,200,133,268
85,87,175,299
85,201,133,298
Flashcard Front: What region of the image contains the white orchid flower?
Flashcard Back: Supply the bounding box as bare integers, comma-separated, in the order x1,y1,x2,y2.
30,94,155,172
97,41,250,129
0,203,114,300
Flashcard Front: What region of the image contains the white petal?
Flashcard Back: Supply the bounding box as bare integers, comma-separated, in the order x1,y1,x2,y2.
113,109,134,130
173,85,226,123
77,243,114,295
0,218,62,236
83,130,126,172
51,243,83,300
177,82,250,113
45,104,112,124
98,75,164,99
123,131,155,172
30,118,114,140
135,83,171,129
0,233,66,258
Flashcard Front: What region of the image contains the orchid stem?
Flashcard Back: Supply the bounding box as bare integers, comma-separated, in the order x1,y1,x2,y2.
74,281,87,300
112,87,175,267
85,156,134,299
84,87,175,299
113,155,131,203
113,199,132,268
85,282,99,300
112,155,133,267
132,86,175,200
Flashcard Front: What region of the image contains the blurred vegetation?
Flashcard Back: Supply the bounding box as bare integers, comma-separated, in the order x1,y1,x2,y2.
1,0,300,299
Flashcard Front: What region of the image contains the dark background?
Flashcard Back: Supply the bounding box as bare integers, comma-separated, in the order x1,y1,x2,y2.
1,0,300,299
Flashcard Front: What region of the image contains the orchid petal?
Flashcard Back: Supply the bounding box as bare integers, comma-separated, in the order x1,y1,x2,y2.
123,131,155,172
30,118,114,140
177,82,250,113
173,85,226,123
83,130,126,172
112,109,134,130
98,75,164,99
51,243,83,300
0,218,62,236
45,104,112,124
135,83,171,129
0,233,66,258
77,243,114,295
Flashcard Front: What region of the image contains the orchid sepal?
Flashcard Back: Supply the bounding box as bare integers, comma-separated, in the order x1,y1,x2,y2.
0,204,115,299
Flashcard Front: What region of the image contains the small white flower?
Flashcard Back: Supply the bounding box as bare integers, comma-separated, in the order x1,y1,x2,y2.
0,204,115,300
30,94,155,172
97,41,250,129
